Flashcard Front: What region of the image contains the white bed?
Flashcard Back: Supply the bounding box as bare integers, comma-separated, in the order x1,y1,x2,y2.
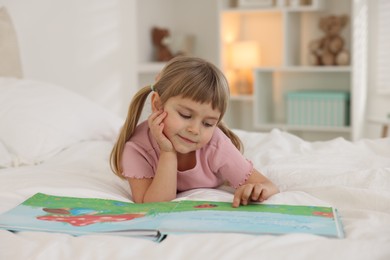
1,6,390,260
1,77,390,260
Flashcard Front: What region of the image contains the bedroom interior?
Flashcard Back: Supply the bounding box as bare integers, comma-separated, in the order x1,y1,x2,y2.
0,0,389,141
0,0,389,259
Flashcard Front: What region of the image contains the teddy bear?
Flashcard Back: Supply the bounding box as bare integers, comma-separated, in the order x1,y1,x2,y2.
151,27,175,62
308,15,350,66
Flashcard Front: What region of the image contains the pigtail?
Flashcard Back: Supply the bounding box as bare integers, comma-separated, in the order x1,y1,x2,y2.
110,85,153,178
218,121,243,153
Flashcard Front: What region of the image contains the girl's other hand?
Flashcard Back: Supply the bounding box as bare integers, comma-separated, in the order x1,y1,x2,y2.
148,110,175,153
232,182,279,208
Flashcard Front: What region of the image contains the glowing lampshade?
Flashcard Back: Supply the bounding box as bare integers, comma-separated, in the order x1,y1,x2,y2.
230,41,260,95
231,41,260,69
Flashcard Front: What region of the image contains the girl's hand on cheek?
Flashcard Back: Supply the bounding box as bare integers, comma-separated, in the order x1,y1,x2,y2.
148,110,175,153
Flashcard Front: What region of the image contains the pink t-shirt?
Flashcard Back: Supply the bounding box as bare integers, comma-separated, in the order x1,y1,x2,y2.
121,121,253,192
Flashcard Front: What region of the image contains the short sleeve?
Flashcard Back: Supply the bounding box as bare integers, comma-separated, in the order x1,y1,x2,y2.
121,142,156,179
208,131,253,188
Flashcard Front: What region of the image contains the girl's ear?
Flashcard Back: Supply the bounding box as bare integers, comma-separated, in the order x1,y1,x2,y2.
151,92,162,112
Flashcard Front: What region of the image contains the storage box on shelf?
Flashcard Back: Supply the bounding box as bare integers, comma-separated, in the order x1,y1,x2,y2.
286,90,350,127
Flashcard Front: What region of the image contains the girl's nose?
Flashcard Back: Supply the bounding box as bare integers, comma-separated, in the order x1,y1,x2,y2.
187,122,200,135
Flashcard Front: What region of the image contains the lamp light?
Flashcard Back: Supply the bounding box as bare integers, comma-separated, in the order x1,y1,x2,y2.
230,41,260,95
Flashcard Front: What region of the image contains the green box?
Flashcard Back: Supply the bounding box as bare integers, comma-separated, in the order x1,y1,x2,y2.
286,90,350,127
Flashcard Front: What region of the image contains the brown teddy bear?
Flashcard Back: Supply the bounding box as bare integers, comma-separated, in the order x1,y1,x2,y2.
308,15,350,66
151,27,174,62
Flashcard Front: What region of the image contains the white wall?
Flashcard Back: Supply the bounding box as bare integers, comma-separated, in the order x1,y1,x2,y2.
1,0,218,119
365,0,390,138
0,0,137,118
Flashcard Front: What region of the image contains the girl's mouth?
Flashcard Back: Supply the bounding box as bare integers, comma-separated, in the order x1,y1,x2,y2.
179,135,196,144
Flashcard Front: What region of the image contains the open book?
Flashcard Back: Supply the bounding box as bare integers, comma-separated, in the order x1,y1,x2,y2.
0,193,344,242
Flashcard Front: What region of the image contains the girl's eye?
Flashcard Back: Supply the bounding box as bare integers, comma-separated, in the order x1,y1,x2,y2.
179,112,191,119
203,122,215,128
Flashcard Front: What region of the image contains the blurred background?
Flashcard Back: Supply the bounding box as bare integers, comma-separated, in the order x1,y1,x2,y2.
1,0,389,141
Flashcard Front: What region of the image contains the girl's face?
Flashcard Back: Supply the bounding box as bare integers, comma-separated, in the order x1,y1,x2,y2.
162,96,221,154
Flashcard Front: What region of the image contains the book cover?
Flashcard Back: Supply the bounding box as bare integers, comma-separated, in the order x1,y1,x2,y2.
0,193,344,242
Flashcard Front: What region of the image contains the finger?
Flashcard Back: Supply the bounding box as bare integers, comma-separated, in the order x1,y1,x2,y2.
148,111,161,126
156,123,165,137
258,187,269,202
148,111,166,129
233,185,252,207
149,110,163,122
240,185,252,206
251,184,264,202
154,111,167,125
232,187,244,208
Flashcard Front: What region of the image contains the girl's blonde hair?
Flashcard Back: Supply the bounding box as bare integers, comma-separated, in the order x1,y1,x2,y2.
110,56,243,178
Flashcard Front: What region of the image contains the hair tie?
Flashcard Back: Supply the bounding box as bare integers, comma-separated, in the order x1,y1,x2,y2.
150,84,155,92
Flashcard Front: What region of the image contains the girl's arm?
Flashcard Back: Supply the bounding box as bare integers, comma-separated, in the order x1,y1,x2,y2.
129,110,178,203
232,169,279,208
128,151,177,203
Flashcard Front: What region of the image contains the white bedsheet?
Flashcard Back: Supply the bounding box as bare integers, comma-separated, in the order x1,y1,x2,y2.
1,129,390,260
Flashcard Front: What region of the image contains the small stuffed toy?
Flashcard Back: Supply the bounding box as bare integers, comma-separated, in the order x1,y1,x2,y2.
151,27,174,62
308,15,350,66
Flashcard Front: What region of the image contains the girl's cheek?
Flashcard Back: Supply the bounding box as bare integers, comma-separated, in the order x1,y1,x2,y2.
162,115,172,133
162,112,171,124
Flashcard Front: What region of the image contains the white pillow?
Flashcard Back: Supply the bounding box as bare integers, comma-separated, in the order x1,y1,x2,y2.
0,140,13,168
0,77,123,165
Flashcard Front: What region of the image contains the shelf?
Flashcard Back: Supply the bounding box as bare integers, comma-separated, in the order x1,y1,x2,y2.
221,6,322,13
137,62,166,74
218,0,356,140
220,0,325,13
230,95,254,101
253,124,351,133
221,7,281,13
255,66,352,72
253,69,351,132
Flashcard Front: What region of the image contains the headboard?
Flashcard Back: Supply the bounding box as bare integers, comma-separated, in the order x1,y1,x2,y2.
0,6,23,78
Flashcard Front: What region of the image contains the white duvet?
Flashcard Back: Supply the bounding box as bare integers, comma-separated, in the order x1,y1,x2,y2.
0,130,389,260
1,78,390,260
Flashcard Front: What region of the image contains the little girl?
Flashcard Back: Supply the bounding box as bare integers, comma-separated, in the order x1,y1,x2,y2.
110,56,279,207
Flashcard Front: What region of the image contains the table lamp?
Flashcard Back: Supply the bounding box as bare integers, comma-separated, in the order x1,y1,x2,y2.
231,41,260,95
